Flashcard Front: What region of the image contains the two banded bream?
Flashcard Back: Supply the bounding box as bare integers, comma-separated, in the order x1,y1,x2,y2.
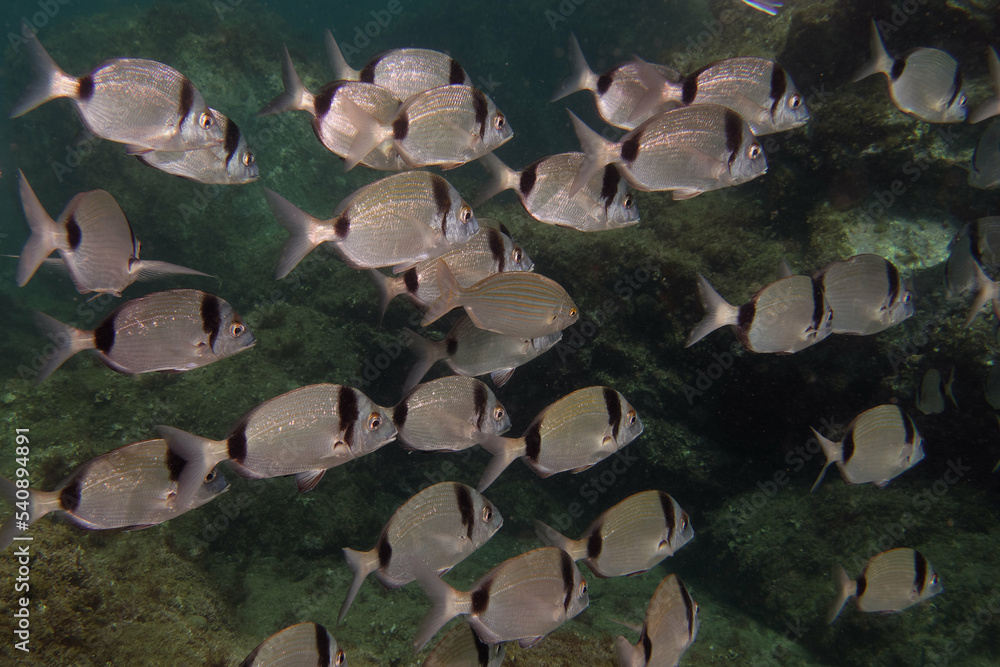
31,289,255,382
257,46,406,171
366,222,533,320
969,47,1000,124
11,31,224,152
474,152,639,232
265,171,479,279
156,384,397,509
403,316,562,391
476,386,644,492
413,546,589,651
550,33,682,131
423,622,505,667
616,574,700,667
534,490,694,578
421,262,579,338
852,19,967,123
239,622,346,667
969,119,1000,190
810,405,924,492
813,254,914,335
16,171,209,296
943,217,1000,325
137,109,258,184
567,106,767,200
0,439,228,551
338,482,502,623
393,376,511,452
686,274,833,354
828,548,943,623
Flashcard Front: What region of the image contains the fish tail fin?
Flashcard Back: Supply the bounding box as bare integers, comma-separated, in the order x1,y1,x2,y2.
810,427,841,492
685,274,739,348
15,170,60,287
628,56,670,122
366,269,405,324
852,20,893,82
472,151,519,207
420,261,461,328
31,311,94,383
566,109,617,197
154,425,227,511
340,95,387,172
338,547,379,623
827,563,856,624
963,267,998,327
258,45,313,116
324,29,360,81
264,188,322,279
401,328,446,394
550,33,596,102
10,29,78,118
412,559,465,651
614,636,640,667
969,47,1000,124
533,520,587,560
475,433,525,492
0,478,57,550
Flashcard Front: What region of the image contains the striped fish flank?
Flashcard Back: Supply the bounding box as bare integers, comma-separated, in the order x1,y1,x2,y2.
828,548,943,623
616,574,700,667
239,622,346,667
813,254,913,335
393,376,511,452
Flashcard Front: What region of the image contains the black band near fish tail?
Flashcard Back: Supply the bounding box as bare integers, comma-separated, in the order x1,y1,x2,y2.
597,69,615,96
377,532,393,568
914,550,929,593
359,58,380,84
843,425,856,465
769,64,787,116
472,89,489,139
890,57,906,81
200,293,222,349
66,213,82,250
559,548,575,611
621,131,642,165
524,421,542,462
471,578,491,614
455,483,476,539
736,301,756,351
681,69,702,106
445,336,459,356
59,471,84,511
392,398,408,429
227,421,249,463
94,311,118,355
473,382,488,430
223,117,241,168
724,109,743,168
519,161,539,198
403,267,419,295
335,212,350,239
314,84,338,118
338,387,360,448
587,523,603,559
600,165,622,210
393,113,409,141
856,572,867,598
314,623,332,666
603,387,622,440
486,227,506,272
77,75,95,101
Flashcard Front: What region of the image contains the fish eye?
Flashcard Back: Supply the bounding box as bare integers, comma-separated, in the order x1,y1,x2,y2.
748,143,762,160
959,94,967,108
199,112,214,130
335,651,346,666
204,470,217,483
494,112,506,131
627,408,637,426
494,405,505,421
230,322,245,337
460,205,473,224
580,580,588,596
482,506,493,522
243,152,255,167
367,412,382,430
624,193,633,209
903,292,912,303
512,248,523,263
789,94,802,109
569,307,578,318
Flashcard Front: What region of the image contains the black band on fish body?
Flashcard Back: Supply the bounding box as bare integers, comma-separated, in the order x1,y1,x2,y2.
473,382,489,430
682,71,700,106
600,165,621,210
392,399,408,429
843,426,856,465
914,550,928,593
472,89,488,139
856,573,867,600
559,548,575,611
890,57,907,82
641,630,653,663
724,109,742,168
769,63,787,116
902,411,915,447
809,277,826,335
314,623,331,666
223,118,241,168
603,387,622,441
359,59,379,84
165,447,187,482
314,85,337,119
736,301,756,351
587,526,603,559
200,293,222,349
524,421,542,462
520,162,539,197
335,212,350,239
77,75,95,101
94,312,117,355
432,176,452,235
679,578,697,638
59,473,84,512
449,59,466,85
885,260,900,307
338,387,360,449
597,70,615,96
487,227,506,273
472,627,491,665
455,483,476,539
471,578,491,614
66,213,82,250
946,68,963,109
377,533,393,568
227,421,249,463
660,491,676,533
178,77,195,123
445,336,459,356
621,132,642,165
393,113,409,141
404,268,419,295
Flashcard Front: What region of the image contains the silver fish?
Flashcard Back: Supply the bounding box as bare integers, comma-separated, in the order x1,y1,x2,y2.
534,490,693,578
343,84,512,170
413,546,589,650
325,29,471,101
137,109,258,184
475,152,639,232
422,261,579,338
32,289,255,382
616,574,700,667
156,384,396,509
568,106,767,200
943,218,1000,325
828,548,943,623
969,47,1000,124
916,369,945,415
0,439,227,550
550,33,681,131
239,622,346,667
265,171,479,279
853,20,967,123
16,171,209,295
686,274,833,354
367,222,533,319
969,119,1000,190
813,254,913,335
423,622,505,667
11,31,224,151
339,481,502,623
403,316,561,391
257,46,406,171
393,376,511,452
476,386,643,492
810,404,924,492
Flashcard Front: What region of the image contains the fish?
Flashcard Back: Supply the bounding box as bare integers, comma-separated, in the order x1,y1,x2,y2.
0,439,227,550
402,316,562,392
943,217,1000,325
156,384,397,510
534,490,693,578
615,574,700,667
339,481,503,623
686,273,833,354
567,106,767,200
423,622,505,667
367,222,533,320
239,622,346,667
421,262,579,338
475,386,643,492
810,404,924,492
325,29,471,101
828,548,943,623
741,0,783,15
257,46,406,171
16,171,210,295
969,119,1000,190
413,546,589,650
11,30,224,152
813,254,914,335
265,171,479,279
550,33,682,131
137,109,258,184
474,152,639,232
916,369,945,415
393,376,511,452
969,47,1000,124
31,288,255,382
852,20,967,123
341,84,513,170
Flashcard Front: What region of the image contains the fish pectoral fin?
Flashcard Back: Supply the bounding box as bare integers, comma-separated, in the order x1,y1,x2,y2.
569,463,596,474
672,188,703,200
124,144,154,156
518,636,545,649
295,470,326,493
490,367,516,387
